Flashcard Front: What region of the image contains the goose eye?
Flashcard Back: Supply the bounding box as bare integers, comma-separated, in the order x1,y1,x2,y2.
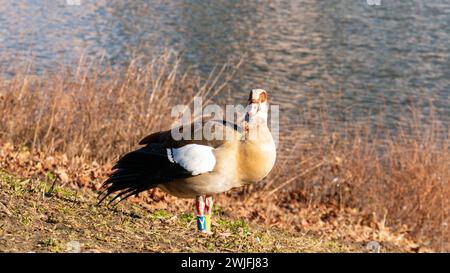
258,92,267,103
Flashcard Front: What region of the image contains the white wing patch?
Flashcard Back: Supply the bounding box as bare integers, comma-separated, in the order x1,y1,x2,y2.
167,144,216,175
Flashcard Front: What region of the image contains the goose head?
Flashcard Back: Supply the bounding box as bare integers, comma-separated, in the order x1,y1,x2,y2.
245,88,269,124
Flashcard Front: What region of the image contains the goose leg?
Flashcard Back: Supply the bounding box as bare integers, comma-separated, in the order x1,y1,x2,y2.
195,195,206,232
204,195,213,232
195,195,213,233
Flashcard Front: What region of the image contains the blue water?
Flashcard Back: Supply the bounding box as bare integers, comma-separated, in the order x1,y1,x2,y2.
0,0,449,129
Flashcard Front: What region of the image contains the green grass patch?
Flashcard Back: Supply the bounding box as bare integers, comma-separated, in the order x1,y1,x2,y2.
152,209,170,220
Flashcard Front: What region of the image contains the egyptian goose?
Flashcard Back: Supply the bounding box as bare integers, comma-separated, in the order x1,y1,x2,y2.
98,89,276,232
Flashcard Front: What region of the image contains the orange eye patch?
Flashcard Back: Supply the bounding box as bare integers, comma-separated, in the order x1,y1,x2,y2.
258,92,267,103
248,89,267,104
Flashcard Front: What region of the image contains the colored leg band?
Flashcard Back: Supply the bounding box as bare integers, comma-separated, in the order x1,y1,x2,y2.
196,215,211,232
195,195,212,232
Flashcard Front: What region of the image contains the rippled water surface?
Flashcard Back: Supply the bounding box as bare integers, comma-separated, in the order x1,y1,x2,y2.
1,0,449,127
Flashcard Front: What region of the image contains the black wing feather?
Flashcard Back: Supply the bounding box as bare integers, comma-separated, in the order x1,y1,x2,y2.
98,120,242,206
98,143,192,206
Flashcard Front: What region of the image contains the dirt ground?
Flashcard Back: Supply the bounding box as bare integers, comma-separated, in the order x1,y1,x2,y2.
0,170,365,253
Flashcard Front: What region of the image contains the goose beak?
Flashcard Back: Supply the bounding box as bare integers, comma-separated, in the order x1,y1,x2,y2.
245,89,268,122
245,103,259,122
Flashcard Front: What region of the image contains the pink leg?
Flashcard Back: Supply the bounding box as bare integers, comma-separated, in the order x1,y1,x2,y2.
195,195,213,232
204,195,213,231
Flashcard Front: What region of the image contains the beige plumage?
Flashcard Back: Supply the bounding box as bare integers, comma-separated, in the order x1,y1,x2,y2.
98,89,276,232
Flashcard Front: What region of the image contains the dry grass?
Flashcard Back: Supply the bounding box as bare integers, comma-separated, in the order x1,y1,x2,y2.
0,170,358,253
0,54,448,252
255,108,450,251
0,52,240,163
